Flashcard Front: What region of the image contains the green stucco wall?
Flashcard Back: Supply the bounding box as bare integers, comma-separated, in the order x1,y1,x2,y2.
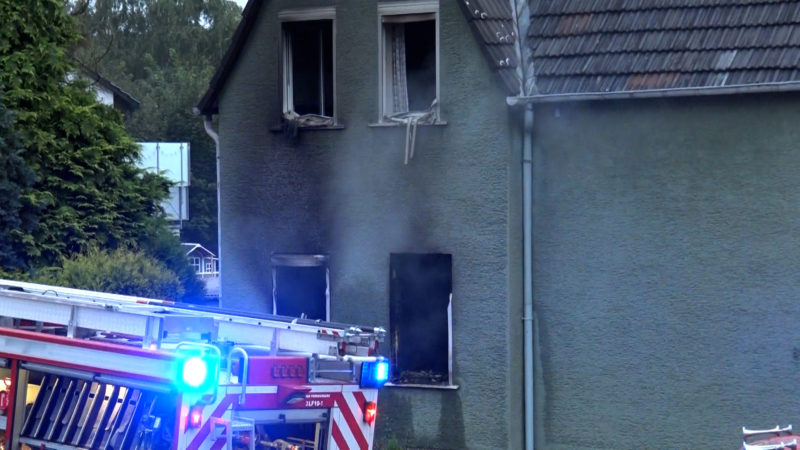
214,1,523,448
533,93,800,449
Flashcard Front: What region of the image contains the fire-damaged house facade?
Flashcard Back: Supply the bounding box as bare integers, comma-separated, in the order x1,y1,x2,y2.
198,0,800,448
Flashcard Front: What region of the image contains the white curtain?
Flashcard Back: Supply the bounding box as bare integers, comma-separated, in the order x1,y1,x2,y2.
389,24,409,113
283,31,294,114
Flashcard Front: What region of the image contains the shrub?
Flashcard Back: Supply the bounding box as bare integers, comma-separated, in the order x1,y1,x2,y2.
38,247,183,300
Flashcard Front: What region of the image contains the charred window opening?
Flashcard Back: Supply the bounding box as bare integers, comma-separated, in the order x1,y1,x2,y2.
282,20,334,118
389,253,452,386
381,13,438,118
271,254,329,321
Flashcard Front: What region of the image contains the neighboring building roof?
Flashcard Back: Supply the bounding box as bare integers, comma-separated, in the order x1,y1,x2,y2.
182,243,216,258
196,0,263,115
82,69,140,112
464,0,800,98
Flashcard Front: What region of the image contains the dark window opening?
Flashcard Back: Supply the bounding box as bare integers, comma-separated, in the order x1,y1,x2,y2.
283,20,334,117
402,20,436,112
389,253,452,385
383,18,437,115
272,254,329,321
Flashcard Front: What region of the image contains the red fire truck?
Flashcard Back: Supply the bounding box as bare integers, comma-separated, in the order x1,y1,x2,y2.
0,279,389,450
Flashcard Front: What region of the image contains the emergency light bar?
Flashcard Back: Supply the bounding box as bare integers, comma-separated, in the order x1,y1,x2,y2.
360,360,389,388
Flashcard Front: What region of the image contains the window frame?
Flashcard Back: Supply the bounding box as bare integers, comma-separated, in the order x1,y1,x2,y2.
377,1,441,123
279,8,337,125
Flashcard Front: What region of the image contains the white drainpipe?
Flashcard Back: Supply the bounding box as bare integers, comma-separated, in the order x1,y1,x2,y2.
522,103,535,450
202,115,222,300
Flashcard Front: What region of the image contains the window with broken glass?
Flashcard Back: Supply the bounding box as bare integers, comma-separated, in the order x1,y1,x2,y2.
379,8,440,125
282,19,334,127
389,253,454,387
271,254,330,321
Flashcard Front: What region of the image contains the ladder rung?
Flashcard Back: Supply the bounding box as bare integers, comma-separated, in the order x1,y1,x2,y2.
743,439,798,450
745,425,794,437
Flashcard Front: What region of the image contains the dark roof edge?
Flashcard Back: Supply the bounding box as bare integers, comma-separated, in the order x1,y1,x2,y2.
195,0,264,116
82,69,140,110
507,80,800,105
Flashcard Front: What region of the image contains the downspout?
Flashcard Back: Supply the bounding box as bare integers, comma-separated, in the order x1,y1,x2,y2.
522,103,535,450
203,115,223,300
504,0,535,442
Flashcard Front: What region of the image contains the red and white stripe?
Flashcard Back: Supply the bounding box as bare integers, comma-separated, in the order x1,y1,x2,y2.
328,387,378,450
180,384,378,450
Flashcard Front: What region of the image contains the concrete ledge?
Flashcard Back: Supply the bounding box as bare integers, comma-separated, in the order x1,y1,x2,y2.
384,382,459,390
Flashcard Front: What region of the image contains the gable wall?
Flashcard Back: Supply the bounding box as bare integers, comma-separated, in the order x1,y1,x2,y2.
533,92,800,449
214,0,522,448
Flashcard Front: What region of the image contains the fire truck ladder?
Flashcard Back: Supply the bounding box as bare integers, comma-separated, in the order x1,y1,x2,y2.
743,425,799,450
0,279,386,450
0,279,385,356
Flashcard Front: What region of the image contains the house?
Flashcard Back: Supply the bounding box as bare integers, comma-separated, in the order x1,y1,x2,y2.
82,69,140,118
182,243,219,278
182,243,220,300
197,0,800,448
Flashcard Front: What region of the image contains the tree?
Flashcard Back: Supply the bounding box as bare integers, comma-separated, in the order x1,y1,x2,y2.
74,0,243,253
0,0,201,301
0,93,37,271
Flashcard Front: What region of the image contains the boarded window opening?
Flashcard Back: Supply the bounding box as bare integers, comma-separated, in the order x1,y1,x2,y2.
389,253,452,385
283,20,334,117
271,254,329,321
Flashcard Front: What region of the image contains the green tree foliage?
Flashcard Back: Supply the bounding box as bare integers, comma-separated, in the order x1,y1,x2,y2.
0,93,38,271
38,247,183,300
0,0,171,266
75,0,243,253
0,0,203,302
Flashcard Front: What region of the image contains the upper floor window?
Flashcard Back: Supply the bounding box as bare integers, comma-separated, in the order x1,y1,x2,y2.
378,1,440,123
280,8,335,127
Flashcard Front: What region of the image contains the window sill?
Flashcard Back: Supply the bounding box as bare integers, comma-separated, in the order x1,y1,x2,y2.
269,124,346,133
368,120,447,128
384,382,459,390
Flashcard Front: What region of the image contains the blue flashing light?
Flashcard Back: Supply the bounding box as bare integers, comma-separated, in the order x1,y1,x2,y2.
360,360,391,388
375,361,389,383
182,356,209,388
176,349,220,393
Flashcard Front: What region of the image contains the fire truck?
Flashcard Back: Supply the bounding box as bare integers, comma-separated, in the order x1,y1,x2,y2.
0,279,389,450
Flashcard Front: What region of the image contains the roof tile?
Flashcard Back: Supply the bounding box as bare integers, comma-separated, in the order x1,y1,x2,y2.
519,0,800,95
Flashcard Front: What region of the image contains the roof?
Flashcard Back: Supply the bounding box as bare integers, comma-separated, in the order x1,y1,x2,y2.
463,0,800,98
459,0,522,94
181,243,216,257
82,69,140,111
200,0,800,110
196,0,263,115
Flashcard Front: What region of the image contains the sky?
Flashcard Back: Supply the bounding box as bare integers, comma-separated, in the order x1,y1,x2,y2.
232,0,248,8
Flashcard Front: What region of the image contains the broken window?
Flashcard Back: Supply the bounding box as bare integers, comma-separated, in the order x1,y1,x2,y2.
380,9,439,122
389,253,453,386
271,254,329,321
282,19,334,126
